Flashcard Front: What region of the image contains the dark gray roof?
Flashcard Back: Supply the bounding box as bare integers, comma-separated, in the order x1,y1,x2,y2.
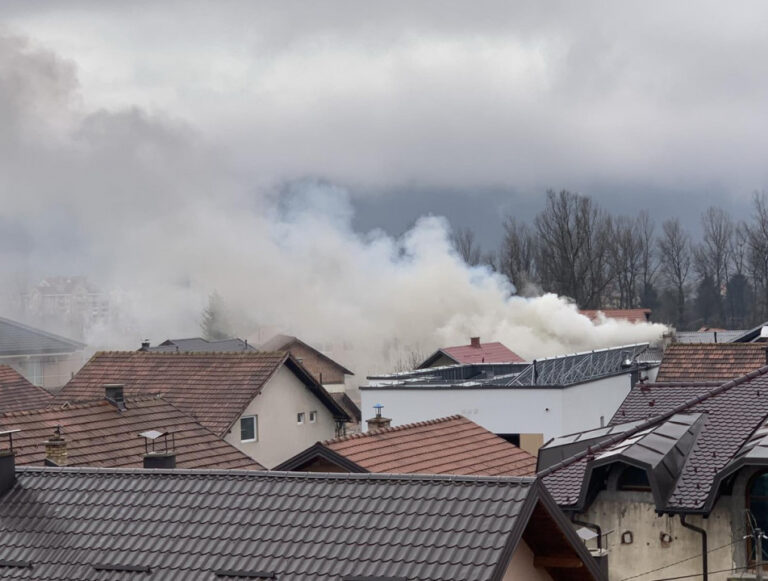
149,337,256,352
0,468,604,581
0,316,85,356
365,343,651,390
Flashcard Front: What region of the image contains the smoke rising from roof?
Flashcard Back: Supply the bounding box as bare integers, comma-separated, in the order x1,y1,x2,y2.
0,32,666,375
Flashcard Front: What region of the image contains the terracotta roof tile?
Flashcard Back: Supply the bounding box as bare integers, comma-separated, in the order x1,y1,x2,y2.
580,308,652,323
0,365,53,412
441,341,525,364
58,351,290,436
324,415,536,476
0,396,263,470
656,343,766,383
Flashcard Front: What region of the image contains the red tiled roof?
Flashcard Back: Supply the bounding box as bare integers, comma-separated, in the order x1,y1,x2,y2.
580,308,652,324
0,365,53,412
441,342,525,364
59,351,290,436
656,343,766,383
0,396,263,470
323,415,536,476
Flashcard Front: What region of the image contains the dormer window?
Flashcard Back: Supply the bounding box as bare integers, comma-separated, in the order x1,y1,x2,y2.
617,466,651,491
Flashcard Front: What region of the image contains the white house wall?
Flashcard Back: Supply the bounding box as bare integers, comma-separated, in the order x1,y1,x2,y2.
224,365,337,469
560,374,633,434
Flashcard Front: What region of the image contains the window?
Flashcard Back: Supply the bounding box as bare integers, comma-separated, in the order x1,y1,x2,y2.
297,412,305,425
617,466,651,491
240,416,258,442
309,411,317,423
748,472,768,563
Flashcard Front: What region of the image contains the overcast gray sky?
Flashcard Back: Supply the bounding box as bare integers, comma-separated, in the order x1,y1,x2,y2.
4,1,768,250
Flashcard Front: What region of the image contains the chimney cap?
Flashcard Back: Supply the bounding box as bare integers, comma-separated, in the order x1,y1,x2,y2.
373,403,383,418
138,430,167,440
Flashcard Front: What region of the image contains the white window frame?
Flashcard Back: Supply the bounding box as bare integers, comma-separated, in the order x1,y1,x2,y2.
297,412,306,425
240,415,258,443
309,410,318,423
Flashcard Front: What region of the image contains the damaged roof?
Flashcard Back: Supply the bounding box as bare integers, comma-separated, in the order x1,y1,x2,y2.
59,351,350,437
540,366,768,514
0,396,263,470
656,342,767,383
0,468,605,581
276,415,537,476
0,365,53,412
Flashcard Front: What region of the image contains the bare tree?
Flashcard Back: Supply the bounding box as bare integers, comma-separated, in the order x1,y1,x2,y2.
658,219,691,328
747,192,768,320
200,291,231,341
534,190,613,308
609,216,644,308
450,227,483,266
499,218,539,293
637,211,659,308
693,207,733,325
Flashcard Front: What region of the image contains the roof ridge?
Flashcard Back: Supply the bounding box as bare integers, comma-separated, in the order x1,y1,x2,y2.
323,414,466,444
539,364,768,479
2,393,170,417
93,350,286,357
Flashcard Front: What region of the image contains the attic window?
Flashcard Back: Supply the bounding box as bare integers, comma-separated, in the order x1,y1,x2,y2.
309,411,317,423
240,416,258,443
297,412,305,425
618,466,651,491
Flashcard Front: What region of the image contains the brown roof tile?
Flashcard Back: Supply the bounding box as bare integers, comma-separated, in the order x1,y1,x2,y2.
656,343,767,383
324,415,536,476
0,395,263,470
0,365,53,412
580,308,652,324
59,351,290,436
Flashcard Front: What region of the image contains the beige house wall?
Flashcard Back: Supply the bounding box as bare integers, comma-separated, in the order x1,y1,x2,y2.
502,540,554,581
224,365,337,468
286,342,347,386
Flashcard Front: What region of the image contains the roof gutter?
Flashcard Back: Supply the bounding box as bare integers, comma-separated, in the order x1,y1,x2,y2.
680,514,707,581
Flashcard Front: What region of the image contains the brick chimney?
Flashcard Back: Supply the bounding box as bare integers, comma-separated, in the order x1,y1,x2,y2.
140,430,176,469
105,384,126,411
44,425,67,467
366,404,391,431
0,430,18,495
470,336,481,348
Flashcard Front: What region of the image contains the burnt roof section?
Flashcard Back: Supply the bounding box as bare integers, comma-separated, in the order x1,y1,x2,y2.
365,343,650,390
150,337,257,352
260,334,354,376
0,396,263,469
59,351,350,437
0,365,53,412
276,415,537,476
0,468,605,581
656,343,767,383
418,341,525,368
541,366,768,513
0,315,85,356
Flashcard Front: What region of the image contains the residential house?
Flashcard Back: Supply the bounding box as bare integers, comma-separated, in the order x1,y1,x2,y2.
362,343,657,455
655,342,767,383
0,388,262,470
0,365,53,412
58,351,351,468
276,414,537,476
579,308,652,324
417,336,525,369
538,365,768,580
0,315,86,389
260,334,354,392
0,456,606,580
146,336,256,352
21,275,111,335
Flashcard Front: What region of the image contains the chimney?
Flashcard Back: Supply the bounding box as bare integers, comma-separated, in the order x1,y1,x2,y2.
366,404,392,431
140,430,176,469
44,425,67,467
139,339,150,351
470,337,481,348
105,384,125,411
0,430,18,495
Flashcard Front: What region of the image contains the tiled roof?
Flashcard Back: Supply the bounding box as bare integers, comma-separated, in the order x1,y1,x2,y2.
541,366,768,512
656,342,766,382
0,316,85,356
0,396,263,470
59,351,349,437
609,381,721,424
280,415,536,476
674,330,746,343
0,468,605,581
150,337,257,352
432,341,525,365
579,308,652,324
0,365,53,412
260,334,355,375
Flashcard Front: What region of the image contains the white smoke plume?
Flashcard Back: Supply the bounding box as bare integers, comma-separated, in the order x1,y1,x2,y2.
0,32,666,378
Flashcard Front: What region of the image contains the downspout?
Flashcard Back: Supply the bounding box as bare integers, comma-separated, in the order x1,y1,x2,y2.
571,515,602,550
680,514,707,581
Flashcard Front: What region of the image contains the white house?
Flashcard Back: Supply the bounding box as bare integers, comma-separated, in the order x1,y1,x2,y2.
361,344,659,455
